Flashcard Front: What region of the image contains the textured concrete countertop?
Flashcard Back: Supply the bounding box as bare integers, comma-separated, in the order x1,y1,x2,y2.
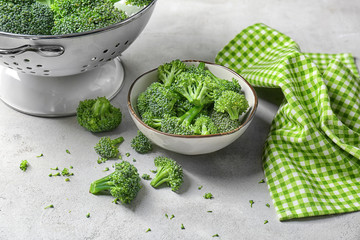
1,0,359,239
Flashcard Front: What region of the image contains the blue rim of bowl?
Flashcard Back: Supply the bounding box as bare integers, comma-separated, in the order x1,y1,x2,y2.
0,0,157,39
127,60,258,138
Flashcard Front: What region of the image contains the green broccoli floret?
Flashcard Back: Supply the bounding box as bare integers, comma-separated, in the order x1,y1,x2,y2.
158,59,187,87
137,82,179,118
150,157,183,192
89,161,141,204
209,109,241,133
214,90,249,120
131,131,153,154
51,0,127,35
193,115,219,135
20,160,29,172
94,136,124,159
0,0,54,35
172,63,215,107
77,97,122,133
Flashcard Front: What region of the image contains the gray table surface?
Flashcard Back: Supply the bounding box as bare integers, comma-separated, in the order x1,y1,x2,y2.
1,0,360,239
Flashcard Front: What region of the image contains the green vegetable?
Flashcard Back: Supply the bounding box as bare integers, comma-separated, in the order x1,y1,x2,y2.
37,153,44,158
249,200,254,208
0,0,54,35
145,228,151,233
66,149,71,154
131,131,153,154
86,213,90,218
141,174,151,180
94,136,124,159
264,220,269,224
212,234,219,237
150,157,183,192
19,160,29,172
77,97,122,133
214,90,249,120
97,157,108,164
198,185,203,190
51,0,127,35
61,168,72,176
65,178,70,182
103,167,110,172
44,204,54,209
170,214,175,220
266,203,270,208
50,167,59,170
258,179,265,183
89,161,141,204
180,223,185,230
204,193,213,199
136,60,249,135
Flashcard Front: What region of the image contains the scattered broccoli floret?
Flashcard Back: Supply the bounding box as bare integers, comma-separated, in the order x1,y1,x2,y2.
51,0,127,35
204,193,213,199
212,234,220,238
44,204,54,209
141,173,151,180
249,200,254,208
180,224,185,230
89,161,141,204
19,160,29,172
131,131,153,154
214,90,249,120
37,153,44,158
94,136,124,159
264,220,269,224
145,228,151,233
86,213,90,218
0,0,54,35
150,157,183,191
77,97,122,133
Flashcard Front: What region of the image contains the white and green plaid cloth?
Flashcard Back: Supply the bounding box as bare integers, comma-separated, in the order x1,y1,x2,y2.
215,23,360,220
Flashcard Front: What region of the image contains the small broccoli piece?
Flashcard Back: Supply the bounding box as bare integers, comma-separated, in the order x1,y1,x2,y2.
210,110,241,133
89,161,141,204
94,136,124,159
150,157,183,191
0,0,54,35
141,173,151,180
44,204,54,209
145,228,151,233
51,0,127,35
214,90,249,120
249,200,254,208
158,59,187,87
86,213,90,218
193,115,219,135
204,193,213,199
77,97,122,133
181,224,185,230
131,131,153,154
20,160,29,172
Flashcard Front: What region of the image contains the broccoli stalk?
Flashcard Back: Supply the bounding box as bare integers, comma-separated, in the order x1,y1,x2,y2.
89,161,141,204
150,157,183,191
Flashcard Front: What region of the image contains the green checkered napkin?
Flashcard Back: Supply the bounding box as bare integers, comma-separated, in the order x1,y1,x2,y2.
215,23,360,220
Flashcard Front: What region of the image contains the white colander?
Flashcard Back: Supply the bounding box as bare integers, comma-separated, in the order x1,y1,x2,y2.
0,1,156,77
0,1,157,116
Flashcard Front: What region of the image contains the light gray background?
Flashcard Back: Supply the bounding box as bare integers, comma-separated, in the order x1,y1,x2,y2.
1,0,359,239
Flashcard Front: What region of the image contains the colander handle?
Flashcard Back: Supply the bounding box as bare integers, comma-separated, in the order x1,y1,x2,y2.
0,44,64,57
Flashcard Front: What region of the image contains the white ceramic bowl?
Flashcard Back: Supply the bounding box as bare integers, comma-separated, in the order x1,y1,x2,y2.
127,60,258,155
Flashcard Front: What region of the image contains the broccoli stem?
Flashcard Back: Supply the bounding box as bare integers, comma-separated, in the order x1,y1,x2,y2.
89,173,116,194
112,136,125,146
150,166,171,188
178,105,204,126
